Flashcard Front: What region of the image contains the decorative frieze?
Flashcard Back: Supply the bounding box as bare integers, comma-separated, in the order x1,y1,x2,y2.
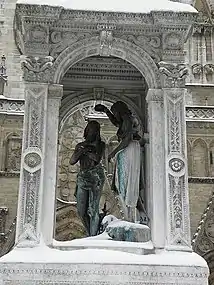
0,98,24,115
186,107,214,122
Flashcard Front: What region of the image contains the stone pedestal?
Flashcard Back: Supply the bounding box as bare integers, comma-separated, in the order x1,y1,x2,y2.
0,246,209,285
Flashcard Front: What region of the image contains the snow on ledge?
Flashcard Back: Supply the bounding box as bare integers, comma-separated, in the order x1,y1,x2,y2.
16,0,197,14
0,245,208,268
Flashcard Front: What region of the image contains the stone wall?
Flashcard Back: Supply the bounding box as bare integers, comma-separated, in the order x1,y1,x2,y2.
0,175,19,232
0,0,24,99
189,182,213,237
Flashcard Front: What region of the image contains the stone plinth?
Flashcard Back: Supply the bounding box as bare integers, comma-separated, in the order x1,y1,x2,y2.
0,246,209,285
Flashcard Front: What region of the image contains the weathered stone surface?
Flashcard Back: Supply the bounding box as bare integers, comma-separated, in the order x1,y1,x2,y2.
106,220,151,242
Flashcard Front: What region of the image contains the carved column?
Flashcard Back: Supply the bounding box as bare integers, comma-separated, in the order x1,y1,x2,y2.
159,62,191,251
15,56,62,247
146,89,165,249
42,84,63,245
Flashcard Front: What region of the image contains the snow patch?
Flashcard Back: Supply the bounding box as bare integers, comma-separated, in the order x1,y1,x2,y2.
0,245,207,268
16,0,197,14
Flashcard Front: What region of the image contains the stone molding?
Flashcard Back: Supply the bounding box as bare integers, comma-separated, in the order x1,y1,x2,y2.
2,97,214,123
0,262,209,285
0,171,20,177
0,98,24,115
189,177,214,183
186,106,214,122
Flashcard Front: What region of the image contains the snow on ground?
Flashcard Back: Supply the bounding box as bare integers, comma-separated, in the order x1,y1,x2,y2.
16,0,197,14
0,244,207,267
52,233,154,249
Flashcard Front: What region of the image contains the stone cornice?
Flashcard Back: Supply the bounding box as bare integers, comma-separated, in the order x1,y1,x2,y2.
15,3,195,59
15,4,196,26
0,171,20,178
188,177,214,184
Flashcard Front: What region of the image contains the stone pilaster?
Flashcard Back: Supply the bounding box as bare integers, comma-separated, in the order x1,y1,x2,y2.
15,51,62,247
159,61,191,251
15,82,49,247
15,82,63,248
146,89,165,249
42,84,63,245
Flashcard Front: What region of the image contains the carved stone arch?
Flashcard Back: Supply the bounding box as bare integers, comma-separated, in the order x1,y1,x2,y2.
4,132,22,172
192,138,209,177
52,36,161,89
59,90,145,132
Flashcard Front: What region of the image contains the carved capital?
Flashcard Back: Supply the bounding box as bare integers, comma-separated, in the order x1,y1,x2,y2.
159,61,188,88
20,55,54,83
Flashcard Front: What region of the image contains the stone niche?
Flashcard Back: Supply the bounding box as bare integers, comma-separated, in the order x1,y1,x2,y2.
0,2,209,285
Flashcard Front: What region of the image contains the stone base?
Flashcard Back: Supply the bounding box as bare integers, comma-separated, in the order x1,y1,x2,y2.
0,245,209,285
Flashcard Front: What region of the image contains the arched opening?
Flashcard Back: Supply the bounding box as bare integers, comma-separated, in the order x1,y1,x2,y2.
192,138,208,177
54,55,148,241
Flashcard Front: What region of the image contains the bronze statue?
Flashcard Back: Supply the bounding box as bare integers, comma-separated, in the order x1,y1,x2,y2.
70,120,106,236
95,101,146,223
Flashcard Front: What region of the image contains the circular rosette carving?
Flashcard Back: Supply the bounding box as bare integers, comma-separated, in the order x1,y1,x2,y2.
24,152,42,172
169,158,185,173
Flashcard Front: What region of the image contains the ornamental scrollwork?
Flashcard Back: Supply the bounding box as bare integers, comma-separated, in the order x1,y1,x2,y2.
20,55,54,83
120,34,161,62
163,32,183,50
99,30,113,57
159,61,188,88
50,31,93,57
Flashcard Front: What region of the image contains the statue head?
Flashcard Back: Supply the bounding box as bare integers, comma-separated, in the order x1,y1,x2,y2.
84,120,101,143
110,101,132,122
